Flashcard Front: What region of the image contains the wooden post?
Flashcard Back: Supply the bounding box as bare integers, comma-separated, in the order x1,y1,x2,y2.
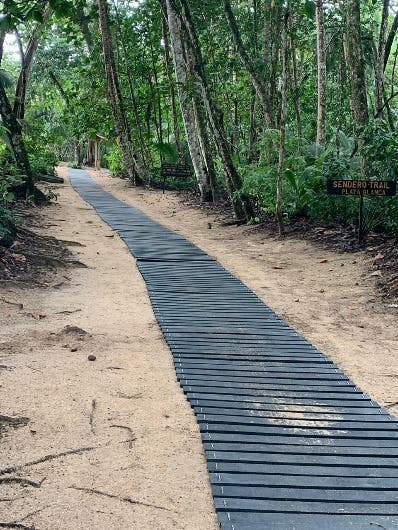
94,134,105,170
358,191,365,243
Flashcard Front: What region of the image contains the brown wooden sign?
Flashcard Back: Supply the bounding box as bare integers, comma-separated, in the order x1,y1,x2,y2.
327,179,397,197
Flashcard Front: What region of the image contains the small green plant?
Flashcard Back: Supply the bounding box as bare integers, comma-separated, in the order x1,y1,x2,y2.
0,206,16,247
105,145,126,178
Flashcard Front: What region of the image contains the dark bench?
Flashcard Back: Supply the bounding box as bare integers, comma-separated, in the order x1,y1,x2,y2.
161,163,192,193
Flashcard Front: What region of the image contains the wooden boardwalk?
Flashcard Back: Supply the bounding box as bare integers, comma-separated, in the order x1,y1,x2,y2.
70,169,398,530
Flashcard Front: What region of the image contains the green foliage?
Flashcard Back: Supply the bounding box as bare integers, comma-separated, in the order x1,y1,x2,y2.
361,119,398,180
104,145,126,178
0,205,16,247
0,147,21,247
156,142,178,164
24,137,59,177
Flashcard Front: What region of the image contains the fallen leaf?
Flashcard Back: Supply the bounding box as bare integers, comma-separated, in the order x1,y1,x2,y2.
320,259,329,263
11,253,26,262
272,266,284,270
370,270,382,277
374,253,384,260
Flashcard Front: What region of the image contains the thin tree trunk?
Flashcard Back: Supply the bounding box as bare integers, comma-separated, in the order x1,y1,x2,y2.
112,0,151,168
316,0,327,147
164,0,213,201
178,0,253,220
97,0,145,184
13,6,52,120
223,0,273,127
162,13,183,158
375,0,389,118
384,10,398,70
188,48,217,201
264,0,282,129
49,71,70,106
290,31,302,150
276,9,289,238
0,80,35,196
0,29,5,66
79,13,94,52
149,40,164,155
248,89,259,162
343,0,369,154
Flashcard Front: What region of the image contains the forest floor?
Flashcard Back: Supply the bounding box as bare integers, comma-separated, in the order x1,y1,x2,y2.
0,166,397,529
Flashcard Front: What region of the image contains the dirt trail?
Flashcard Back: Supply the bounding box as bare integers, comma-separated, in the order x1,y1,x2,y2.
1,167,397,529
0,168,218,530
90,168,397,411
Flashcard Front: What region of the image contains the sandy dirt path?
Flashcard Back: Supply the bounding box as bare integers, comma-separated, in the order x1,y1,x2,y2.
0,168,218,530
1,167,397,530
90,169,397,412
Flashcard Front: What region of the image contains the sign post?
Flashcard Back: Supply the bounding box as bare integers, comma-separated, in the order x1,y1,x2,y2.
327,179,397,243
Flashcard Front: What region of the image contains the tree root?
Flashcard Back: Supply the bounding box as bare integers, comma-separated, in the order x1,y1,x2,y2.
110,425,136,448
0,298,23,310
89,399,96,434
0,447,95,476
0,523,35,529
14,252,87,269
69,486,174,512
0,478,45,488
0,507,47,529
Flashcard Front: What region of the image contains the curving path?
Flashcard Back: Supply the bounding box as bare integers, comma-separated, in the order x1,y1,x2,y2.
69,168,398,530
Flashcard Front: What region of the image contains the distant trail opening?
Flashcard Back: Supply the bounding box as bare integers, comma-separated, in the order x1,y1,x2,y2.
69,168,398,530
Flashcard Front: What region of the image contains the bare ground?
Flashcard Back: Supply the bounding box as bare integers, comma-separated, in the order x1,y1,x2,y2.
0,170,218,530
0,166,397,529
90,168,397,410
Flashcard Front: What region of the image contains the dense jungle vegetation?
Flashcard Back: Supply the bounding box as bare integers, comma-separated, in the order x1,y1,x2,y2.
1,0,398,245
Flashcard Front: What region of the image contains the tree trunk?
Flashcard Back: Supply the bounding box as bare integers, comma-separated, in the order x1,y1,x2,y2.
162,13,183,158
264,0,282,129
97,0,145,184
0,80,35,197
316,0,327,148
190,72,217,202
13,6,52,120
0,29,5,66
290,34,303,150
79,13,94,52
178,0,253,220
276,9,289,237
223,0,273,127
111,0,151,168
384,10,398,70
343,0,369,134
375,0,389,118
164,0,213,201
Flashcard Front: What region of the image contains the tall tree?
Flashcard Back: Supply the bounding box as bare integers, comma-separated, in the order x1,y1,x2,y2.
316,0,327,147
275,7,289,237
177,0,253,219
163,0,214,201
97,0,145,184
14,5,52,120
343,0,369,152
223,0,273,127
375,0,389,118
